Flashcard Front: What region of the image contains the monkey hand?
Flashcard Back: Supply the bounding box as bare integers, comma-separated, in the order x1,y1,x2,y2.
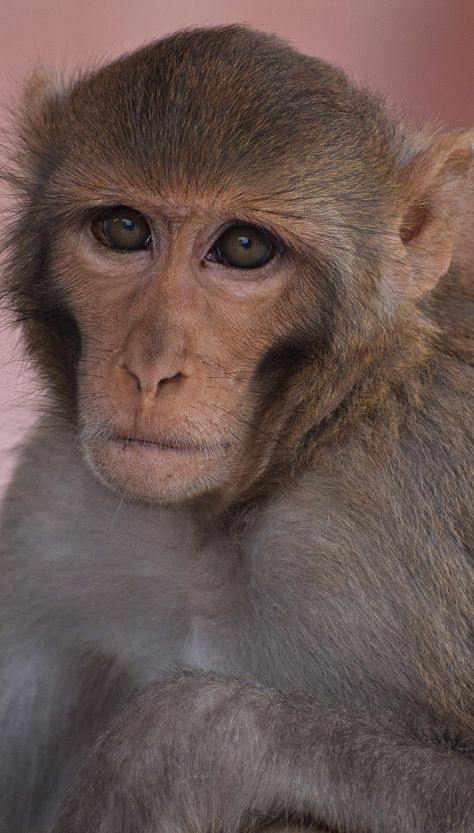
50,673,282,833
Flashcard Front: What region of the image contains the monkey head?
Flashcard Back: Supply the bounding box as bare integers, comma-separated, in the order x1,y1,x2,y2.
5,26,473,507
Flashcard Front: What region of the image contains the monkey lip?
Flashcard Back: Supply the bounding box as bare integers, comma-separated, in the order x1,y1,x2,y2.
106,434,228,455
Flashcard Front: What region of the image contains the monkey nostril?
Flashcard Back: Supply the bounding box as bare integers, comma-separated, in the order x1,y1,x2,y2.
120,363,185,394
157,372,184,391
120,362,142,392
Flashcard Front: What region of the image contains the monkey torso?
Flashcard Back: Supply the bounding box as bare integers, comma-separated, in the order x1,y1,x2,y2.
1,351,472,721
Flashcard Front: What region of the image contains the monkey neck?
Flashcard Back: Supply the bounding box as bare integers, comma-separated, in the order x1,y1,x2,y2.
298,306,437,455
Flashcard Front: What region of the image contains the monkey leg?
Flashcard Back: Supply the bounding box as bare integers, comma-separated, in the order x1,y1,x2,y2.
260,824,330,833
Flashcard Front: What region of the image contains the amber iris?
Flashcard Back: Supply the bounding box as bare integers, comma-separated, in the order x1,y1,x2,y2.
214,225,274,268
93,206,152,251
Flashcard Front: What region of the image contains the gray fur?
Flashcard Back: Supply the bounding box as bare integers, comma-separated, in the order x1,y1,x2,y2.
1,368,473,832
0,23,473,833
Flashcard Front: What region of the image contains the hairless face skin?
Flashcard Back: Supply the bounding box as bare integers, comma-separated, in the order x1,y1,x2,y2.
0,24,473,833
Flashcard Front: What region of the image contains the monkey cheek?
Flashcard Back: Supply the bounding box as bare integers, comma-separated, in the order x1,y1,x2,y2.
83,439,227,505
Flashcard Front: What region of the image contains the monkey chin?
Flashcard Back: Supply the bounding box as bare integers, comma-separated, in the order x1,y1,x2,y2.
82,437,229,506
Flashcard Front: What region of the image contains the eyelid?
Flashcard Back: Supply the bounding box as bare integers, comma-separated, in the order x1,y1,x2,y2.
210,220,282,247
83,204,148,221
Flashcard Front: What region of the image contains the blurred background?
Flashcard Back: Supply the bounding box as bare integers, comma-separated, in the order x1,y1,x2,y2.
1,0,473,494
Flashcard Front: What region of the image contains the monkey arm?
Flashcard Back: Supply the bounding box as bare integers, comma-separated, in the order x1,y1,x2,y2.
51,672,474,833
0,639,134,833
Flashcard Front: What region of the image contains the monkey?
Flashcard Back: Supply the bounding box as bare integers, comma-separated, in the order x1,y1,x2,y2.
0,22,473,833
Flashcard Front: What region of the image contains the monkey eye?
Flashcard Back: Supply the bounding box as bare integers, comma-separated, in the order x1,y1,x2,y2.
91,206,152,251
208,224,275,269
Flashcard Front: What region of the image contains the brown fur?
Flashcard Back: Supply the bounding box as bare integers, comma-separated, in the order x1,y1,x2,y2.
0,24,473,833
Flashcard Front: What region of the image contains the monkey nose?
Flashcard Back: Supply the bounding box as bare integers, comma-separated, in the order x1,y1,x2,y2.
119,360,186,395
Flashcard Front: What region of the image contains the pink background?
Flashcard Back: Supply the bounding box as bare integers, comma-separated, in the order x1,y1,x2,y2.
1,0,473,492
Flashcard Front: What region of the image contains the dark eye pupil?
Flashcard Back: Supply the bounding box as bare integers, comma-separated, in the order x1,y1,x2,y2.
122,219,135,232
239,236,252,250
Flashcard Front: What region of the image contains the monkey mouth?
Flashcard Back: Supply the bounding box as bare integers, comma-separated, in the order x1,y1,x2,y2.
106,433,228,455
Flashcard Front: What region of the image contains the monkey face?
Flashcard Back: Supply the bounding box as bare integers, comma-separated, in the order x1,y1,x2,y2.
52,195,299,505
8,26,403,508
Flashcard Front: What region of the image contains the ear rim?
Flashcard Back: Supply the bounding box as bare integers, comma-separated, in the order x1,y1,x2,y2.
17,68,66,156
399,129,474,204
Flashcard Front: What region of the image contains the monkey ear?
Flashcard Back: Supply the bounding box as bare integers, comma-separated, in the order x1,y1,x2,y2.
18,68,65,155
396,130,474,297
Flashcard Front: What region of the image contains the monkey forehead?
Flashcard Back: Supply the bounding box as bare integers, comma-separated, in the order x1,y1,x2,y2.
56,26,395,204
